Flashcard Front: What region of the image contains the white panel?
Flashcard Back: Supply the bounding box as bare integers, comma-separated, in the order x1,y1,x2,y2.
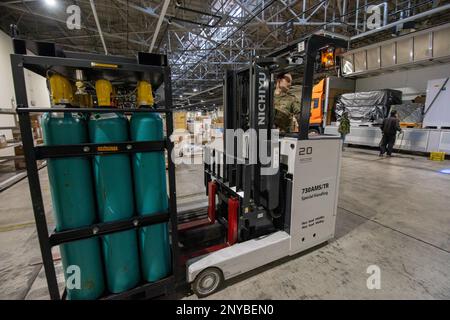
187,231,291,282
345,126,382,147
381,42,395,67
414,33,432,61
342,54,354,75
395,129,429,152
24,66,51,108
289,138,341,254
424,78,450,128
438,131,450,153
427,130,442,152
367,47,380,70
397,38,413,64
354,51,366,73
433,29,450,58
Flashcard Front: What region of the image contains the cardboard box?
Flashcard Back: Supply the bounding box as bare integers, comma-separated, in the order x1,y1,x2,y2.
174,112,187,130
413,95,426,104
14,146,25,170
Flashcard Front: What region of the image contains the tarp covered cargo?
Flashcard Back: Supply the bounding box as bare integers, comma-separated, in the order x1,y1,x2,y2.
390,103,424,124
335,90,402,125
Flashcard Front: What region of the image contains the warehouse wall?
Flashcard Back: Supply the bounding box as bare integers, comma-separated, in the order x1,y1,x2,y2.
355,63,450,101
0,31,16,112
0,30,50,140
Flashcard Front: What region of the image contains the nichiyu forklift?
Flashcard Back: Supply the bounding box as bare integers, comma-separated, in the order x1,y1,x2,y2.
177,35,348,297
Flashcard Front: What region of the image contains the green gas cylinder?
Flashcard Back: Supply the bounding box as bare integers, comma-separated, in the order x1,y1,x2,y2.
41,112,105,300
130,112,171,282
89,112,140,293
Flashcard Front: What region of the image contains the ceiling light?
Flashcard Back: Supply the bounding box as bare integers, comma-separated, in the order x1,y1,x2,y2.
193,88,198,92
45,0,57,6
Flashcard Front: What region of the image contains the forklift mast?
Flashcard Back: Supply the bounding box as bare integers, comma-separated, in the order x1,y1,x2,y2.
222,63,276,210
205,35,347,242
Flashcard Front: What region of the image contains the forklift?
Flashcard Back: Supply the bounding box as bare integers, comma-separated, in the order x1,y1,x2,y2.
177,35,348,297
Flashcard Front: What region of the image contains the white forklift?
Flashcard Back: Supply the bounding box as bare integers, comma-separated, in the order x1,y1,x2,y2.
177,35,347,297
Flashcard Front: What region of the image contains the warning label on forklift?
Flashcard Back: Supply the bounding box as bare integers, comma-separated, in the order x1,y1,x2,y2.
301,183,329,201
301,216,325,229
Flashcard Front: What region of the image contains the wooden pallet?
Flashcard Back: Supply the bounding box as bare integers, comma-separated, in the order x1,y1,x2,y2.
400,122,422,128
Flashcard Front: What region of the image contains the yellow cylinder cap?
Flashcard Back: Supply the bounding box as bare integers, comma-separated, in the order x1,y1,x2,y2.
137,81,154,107
49,74,74,105
95,79,113,107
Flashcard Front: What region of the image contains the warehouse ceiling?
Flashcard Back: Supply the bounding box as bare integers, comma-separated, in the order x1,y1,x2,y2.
1,0,450,108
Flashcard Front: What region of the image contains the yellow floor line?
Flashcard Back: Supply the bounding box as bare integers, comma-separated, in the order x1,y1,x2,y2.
0,221,36,232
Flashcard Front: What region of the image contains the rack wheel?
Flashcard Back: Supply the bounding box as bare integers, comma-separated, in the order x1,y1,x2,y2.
192,267,224,298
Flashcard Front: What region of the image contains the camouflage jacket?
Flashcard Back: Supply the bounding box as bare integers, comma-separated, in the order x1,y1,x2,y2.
338,116,350,135
273,92,301,133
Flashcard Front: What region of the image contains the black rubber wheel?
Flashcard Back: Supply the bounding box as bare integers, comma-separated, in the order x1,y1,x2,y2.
308,128,320,136
192,267,224,298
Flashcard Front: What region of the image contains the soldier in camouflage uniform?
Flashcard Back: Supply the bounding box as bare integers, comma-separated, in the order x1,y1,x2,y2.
338,111,350,151
273,73,301,133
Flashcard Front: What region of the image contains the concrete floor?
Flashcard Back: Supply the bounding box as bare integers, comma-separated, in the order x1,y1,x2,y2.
0,148,449,299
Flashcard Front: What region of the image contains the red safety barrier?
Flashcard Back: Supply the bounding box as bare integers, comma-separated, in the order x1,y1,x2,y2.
207,181,217,224
227,197,239,245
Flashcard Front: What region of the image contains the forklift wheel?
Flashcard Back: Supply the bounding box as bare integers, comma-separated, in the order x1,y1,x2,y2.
308,128,320,135
192,267,224,298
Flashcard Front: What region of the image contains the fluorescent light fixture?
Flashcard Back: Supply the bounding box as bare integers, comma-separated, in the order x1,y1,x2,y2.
193,88,198,92
439,168,450,174
45,0,57,6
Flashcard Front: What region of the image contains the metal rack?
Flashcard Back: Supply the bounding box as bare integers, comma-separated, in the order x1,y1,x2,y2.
10,39,179,300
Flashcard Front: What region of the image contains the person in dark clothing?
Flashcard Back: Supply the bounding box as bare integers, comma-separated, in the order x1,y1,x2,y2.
379,110,402,157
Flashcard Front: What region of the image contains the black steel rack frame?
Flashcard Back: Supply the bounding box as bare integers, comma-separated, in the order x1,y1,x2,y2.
10,41,179,300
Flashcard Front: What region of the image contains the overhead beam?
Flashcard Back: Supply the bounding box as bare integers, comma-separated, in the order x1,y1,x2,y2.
279,0,304,23
148,0,170,52
89,0,108,55
305,2,325,22
1,0,37,4
177,0,277,80
111,0,145,42
235,0,278,42
115,0,187,31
